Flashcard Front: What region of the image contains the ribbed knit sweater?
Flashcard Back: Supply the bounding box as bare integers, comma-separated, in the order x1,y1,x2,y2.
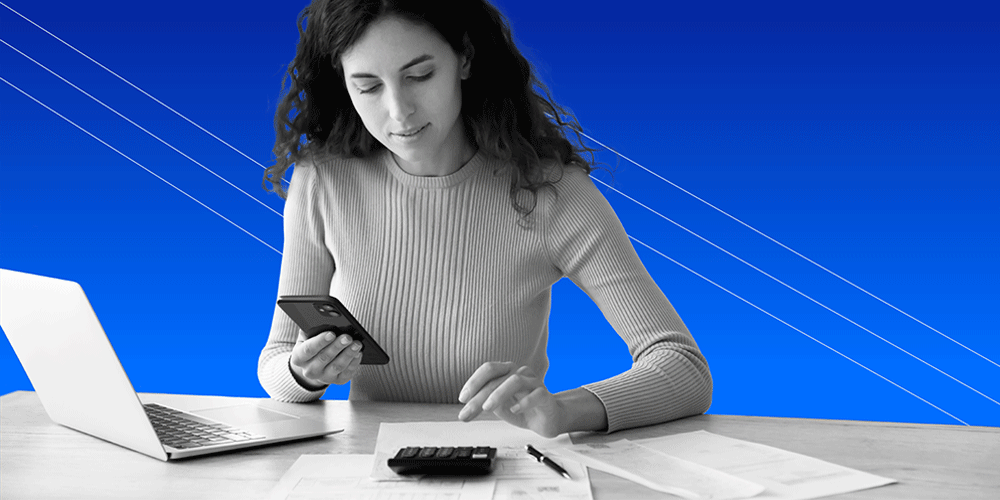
258,147,712,432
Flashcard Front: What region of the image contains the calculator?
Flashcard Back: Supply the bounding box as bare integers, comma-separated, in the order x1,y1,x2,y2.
387,446,497,475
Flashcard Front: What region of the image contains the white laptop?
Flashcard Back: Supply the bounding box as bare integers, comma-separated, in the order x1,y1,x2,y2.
0,268,342,461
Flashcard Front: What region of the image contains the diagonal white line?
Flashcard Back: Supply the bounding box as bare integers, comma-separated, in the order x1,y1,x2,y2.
0,1,288,186
1,76,282,256
582,131,999,369
1,38,283,219
6,2,987,367
4,68,962,422
593,176,999,406
6,0,989,416
627,234,969,426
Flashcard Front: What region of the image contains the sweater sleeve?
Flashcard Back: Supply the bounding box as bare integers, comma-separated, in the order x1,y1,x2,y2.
257,161,334,402
541,168,713,433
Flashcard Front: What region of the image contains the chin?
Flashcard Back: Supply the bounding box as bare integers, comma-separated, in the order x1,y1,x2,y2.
388,143,430,161
387,147,416,161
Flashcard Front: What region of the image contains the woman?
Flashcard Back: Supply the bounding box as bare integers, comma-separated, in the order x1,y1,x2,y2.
258,0,712,438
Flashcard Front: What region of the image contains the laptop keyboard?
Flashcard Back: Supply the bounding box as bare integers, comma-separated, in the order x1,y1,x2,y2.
144,403,264,449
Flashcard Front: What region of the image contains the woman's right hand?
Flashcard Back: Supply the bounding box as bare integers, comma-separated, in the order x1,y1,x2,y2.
289,331,363,389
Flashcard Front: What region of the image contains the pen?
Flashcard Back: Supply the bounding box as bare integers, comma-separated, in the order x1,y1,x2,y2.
526,444,571,480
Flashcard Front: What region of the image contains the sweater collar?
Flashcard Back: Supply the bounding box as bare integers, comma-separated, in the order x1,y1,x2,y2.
382,147,486,189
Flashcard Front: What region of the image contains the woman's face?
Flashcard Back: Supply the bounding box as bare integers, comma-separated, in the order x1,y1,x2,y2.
340,16,472,176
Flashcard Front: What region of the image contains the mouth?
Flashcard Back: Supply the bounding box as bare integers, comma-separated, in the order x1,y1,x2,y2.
393,124,428,137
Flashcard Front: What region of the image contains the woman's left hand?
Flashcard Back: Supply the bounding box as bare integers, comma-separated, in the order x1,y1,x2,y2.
457,362,564,438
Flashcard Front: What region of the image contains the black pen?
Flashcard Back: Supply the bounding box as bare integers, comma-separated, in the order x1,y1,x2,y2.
526,444,571,479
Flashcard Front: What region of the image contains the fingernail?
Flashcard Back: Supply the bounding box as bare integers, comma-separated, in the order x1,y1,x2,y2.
324,332,334,341
510,404,521,413
482,401,494,412
340,336,351,345
458,407,468,420
351,343,361,351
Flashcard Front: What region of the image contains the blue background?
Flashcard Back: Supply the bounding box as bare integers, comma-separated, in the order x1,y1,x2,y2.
2,0,997,427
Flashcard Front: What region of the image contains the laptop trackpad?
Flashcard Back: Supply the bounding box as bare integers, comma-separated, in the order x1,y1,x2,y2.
192,405,299,426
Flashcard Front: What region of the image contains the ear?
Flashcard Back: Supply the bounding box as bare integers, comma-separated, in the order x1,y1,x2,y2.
460,32,474,80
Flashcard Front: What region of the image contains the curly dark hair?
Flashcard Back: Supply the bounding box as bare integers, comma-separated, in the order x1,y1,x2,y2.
262,0,599,218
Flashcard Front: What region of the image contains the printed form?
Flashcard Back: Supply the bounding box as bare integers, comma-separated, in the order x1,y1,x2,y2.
268,454,495,500
634,430,896,499
552,440,765,499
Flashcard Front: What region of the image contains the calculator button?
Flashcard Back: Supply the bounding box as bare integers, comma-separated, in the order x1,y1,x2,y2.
436,447,455,458
399,447,420,458
419,447,438,458
456,447,472,458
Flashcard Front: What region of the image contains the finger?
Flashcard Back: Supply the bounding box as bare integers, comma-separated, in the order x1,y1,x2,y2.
290,331,336,367
510,386,550,414
333,347,364,384
482,369,538,412
310,333,355,364
459,361,514,403
319,337,361,368
458,374,508,421
331,340,363,377
302,337,358,381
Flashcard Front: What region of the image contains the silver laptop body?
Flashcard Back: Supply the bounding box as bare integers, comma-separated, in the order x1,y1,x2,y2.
0,268,342,461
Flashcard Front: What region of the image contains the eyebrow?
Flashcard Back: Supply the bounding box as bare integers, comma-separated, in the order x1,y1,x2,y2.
349,54,434,79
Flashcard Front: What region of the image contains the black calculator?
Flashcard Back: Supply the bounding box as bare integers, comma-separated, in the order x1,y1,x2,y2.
387,446,497,475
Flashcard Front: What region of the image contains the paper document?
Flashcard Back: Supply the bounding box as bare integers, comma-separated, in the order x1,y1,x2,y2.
552,440,765,499
267,454,495,500
634,430,896,500
373,421,593,500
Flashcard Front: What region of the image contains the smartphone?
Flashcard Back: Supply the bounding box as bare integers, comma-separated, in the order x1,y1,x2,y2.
277,295,389,365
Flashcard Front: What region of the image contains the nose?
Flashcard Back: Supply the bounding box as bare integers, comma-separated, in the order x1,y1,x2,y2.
385,85,415,123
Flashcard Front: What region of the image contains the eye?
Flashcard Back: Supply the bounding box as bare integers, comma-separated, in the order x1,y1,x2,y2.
408,72,433,82
356,72,431,95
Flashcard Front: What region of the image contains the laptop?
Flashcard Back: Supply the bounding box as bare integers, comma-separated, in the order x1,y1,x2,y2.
0,268,342,461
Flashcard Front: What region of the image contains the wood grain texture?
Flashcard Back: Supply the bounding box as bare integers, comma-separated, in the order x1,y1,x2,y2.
2,391,997,499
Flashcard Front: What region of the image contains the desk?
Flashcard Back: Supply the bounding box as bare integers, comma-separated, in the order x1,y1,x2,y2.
1,391,997,499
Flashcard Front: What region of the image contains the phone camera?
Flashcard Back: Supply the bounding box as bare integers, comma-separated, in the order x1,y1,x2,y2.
315,303,341,317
